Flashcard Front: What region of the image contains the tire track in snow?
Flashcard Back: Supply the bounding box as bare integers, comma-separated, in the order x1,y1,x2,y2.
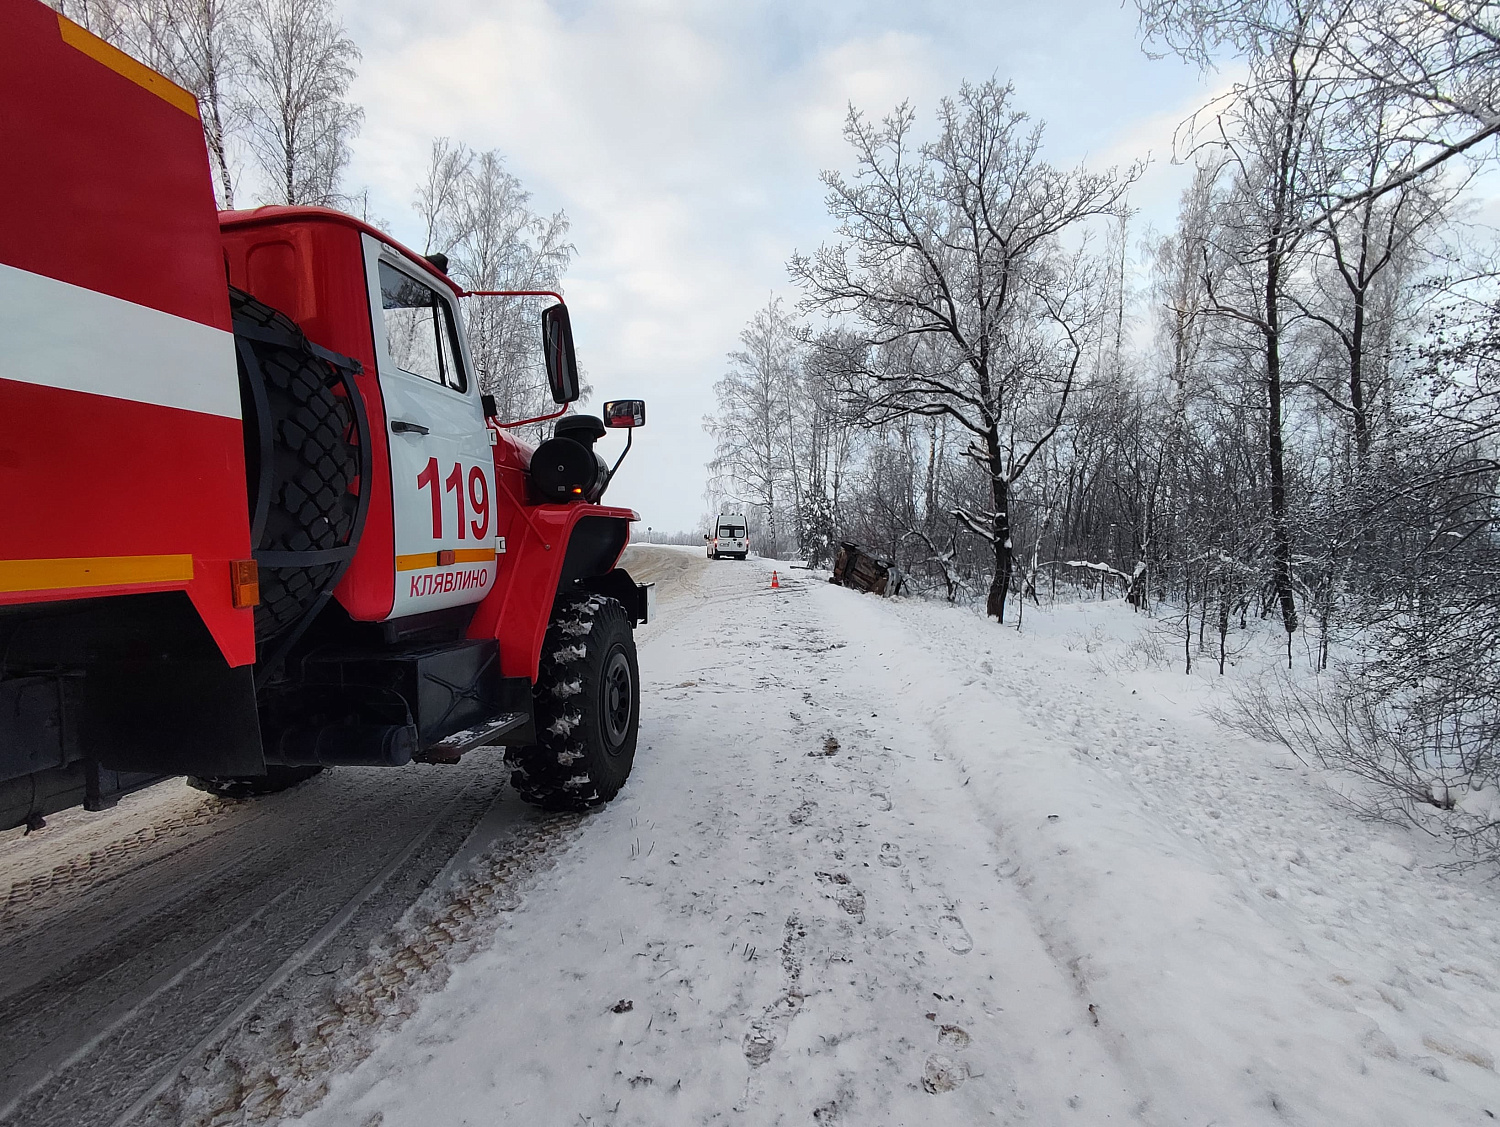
0,796,238,928
0,760,592,1127
636,559,1142,1123
0,772,487,1127
133,810,588,1127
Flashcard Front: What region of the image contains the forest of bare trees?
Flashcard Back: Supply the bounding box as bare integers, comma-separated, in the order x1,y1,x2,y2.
705,0,1500,849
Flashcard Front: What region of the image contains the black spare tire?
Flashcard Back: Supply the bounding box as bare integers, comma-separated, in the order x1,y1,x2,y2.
231,287,366,646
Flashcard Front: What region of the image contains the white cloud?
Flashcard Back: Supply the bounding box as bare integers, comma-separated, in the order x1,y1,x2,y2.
790,31,945,165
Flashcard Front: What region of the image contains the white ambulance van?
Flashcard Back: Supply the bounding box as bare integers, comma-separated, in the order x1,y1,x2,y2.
706,513,750,560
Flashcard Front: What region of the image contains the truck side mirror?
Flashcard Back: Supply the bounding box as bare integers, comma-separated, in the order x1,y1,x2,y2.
703,533,710,541
541,304,581,404
603,399,646,428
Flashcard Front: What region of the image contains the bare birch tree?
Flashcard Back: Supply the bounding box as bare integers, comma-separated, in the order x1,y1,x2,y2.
1172,3,1343,651
1294,94,1458,465
243,0,361,206
790,80,1138,620
705,297,802,557
1138,0,1500,215
413,142,575,427
415,137,472,256
170,0,246,206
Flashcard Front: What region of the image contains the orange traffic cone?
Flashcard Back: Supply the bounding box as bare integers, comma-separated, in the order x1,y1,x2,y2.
770,570,780,589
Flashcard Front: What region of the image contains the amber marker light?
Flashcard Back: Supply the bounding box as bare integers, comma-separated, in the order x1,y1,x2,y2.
230,559,260,608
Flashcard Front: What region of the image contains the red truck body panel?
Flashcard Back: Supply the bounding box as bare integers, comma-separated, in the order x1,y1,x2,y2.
0,0,255,667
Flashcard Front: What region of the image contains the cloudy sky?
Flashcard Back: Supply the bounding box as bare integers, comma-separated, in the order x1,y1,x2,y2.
338,0,1225,534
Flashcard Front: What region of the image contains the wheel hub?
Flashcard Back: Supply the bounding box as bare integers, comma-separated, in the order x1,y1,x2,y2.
601,647,633,751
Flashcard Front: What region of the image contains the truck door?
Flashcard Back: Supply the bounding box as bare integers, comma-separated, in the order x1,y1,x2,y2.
363,235,497,620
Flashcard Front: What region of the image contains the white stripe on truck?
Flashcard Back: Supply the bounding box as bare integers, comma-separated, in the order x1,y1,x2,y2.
0,262,240,419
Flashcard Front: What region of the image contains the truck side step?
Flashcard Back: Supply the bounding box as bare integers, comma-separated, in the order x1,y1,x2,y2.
418,712,529,763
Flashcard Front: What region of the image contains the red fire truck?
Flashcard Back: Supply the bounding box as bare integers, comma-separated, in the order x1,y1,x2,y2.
0,0,653,831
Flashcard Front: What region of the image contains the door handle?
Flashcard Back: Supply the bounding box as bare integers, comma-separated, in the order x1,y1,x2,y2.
390,420,429,435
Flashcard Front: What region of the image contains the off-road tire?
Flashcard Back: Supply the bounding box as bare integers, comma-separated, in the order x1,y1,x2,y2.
187,765,325,799
231,288,362,645
506,595,639,810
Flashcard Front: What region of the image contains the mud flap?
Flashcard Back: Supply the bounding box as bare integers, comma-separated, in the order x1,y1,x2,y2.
572,568,654,625
86,660,263,777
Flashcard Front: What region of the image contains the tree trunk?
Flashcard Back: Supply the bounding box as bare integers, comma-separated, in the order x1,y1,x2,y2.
1349,287,1370,462
1217,574,1229,675
1263,226,1299,647
205,97,234,208
1266,337,1298,643
988,474,1012,622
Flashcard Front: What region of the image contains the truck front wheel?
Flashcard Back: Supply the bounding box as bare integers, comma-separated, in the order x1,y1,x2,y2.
507,595,639,810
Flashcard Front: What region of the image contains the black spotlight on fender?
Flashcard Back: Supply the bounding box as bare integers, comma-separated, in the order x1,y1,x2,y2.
531,415,609,502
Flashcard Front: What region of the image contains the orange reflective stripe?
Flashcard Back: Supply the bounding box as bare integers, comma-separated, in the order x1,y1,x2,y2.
0,554,194,594
57,15,200,119
395,547,497,572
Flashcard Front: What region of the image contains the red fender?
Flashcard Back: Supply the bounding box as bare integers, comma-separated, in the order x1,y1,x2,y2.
467,434,637,680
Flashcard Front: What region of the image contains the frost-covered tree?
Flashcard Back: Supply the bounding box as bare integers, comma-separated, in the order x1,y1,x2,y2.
791,80,1138,621
705,297,802,558
171,0,247,206
413,140,575,430
1137,0,1500,214
1295,96,1457,467
243,0,361,206
1189,5,1342,651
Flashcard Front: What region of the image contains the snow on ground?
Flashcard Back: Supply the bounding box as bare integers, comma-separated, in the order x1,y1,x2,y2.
286,547,1500,1126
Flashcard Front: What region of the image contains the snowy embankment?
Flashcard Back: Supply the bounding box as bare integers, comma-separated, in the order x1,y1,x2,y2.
288,547,1500,1127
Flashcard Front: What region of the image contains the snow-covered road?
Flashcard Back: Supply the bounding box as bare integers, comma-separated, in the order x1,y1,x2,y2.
0,722,579,1127
263,550,1131,1126
7,545,1500,1126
